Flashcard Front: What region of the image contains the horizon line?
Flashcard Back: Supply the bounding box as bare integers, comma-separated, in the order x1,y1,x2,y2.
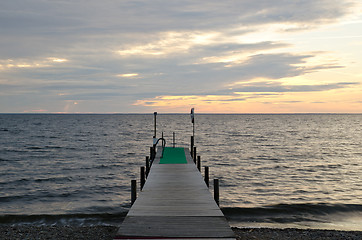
1,112,362,115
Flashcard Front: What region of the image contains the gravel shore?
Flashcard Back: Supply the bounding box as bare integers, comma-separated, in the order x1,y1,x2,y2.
232,227,362,240
1,225,361,240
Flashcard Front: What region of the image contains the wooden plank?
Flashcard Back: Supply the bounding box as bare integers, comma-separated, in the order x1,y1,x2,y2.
116,216,234,238
115,147,235,239
129,163,222,217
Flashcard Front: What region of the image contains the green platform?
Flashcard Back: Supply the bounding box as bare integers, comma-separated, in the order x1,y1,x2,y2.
159,147,187,164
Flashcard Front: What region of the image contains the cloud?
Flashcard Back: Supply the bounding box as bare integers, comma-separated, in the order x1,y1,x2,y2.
1,0,356,57
0,0,360,112
235,0,355,27
133,81,360,109
126,52,344,96
229,82,360,93
0,49,346,102
1,0,356,61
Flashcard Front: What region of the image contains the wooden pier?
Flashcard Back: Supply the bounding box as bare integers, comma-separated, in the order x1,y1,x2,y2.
114,147,235,239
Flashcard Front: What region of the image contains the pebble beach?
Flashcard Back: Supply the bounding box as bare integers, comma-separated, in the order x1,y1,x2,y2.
1,226,362,240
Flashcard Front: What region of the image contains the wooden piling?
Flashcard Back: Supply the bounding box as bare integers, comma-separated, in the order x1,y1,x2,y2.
154,112,157,138
140,167,145,190
191,136,194,156
150,146,155,161
131,180,137,205
145,156,150,177
197,156,201,171
214,178,219,206
173,132,175,148
193,146,197,164
204,166,209,188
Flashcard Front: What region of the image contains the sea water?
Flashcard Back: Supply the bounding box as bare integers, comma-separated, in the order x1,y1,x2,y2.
0,114,361,230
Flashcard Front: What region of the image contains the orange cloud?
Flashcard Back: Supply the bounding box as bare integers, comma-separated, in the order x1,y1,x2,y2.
133,85,362,113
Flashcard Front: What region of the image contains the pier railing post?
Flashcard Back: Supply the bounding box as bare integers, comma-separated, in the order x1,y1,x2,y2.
191,136,194,156
150,146,155,161
204,166,209,188
214,179,219,206
193,147,197,164
154,112,157,138
173,132,175,148
146,156,150,177
131,180,137,205
140,167,145,190
197,156,201,171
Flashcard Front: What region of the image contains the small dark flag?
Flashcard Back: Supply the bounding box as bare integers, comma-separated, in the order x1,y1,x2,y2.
191,108,194,123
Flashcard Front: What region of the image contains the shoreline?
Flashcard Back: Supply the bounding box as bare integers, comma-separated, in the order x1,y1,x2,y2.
1,225,361,240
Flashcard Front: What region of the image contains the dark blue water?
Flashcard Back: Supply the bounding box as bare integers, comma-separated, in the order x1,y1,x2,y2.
1,114,362,230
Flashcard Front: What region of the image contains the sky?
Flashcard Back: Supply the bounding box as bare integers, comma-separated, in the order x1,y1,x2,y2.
1,0,362,113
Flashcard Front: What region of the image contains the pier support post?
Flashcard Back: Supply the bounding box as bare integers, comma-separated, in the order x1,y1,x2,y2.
154,112,157,138
214,179,219,206
131,180,137,205
193,147,197,164
150,146,155,161
173,132,175,148
204,166,209,188
191,136,194,156
146,156,150,177
197,156,201,171
140,167,145,190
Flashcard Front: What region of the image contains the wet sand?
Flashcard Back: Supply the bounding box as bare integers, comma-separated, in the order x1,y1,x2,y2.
1,225,361,240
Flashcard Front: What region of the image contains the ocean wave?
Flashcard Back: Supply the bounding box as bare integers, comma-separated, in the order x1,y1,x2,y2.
44,145,62,149
222,203,362,223
1,148,28,153
34,176,74,183
0,212,128,226
2,176,74,186
26,146,43,150
0,189,92,203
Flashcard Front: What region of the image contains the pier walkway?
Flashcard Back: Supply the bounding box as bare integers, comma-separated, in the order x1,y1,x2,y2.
114,147,235,239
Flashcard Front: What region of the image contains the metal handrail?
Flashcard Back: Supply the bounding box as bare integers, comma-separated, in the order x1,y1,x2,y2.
154,137,166,158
